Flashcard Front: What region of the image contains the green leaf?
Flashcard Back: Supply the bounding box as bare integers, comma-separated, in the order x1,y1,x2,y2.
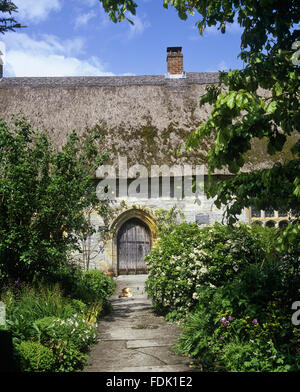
226,93,236,109
265,101,277,114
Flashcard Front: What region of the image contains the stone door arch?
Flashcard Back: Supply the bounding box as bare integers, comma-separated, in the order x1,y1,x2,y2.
109,208,158,275
117,218,152,275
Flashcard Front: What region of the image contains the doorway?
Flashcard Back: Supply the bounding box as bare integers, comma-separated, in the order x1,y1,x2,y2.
117,218,152,275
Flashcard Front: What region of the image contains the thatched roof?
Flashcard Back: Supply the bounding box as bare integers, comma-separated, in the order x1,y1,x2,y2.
0,72,296,176
0,72,219,87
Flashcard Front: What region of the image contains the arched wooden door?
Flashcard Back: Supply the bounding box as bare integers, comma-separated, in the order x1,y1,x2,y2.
117,218,152,275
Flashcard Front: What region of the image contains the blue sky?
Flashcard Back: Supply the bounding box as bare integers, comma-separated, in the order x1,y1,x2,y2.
0,0,244,77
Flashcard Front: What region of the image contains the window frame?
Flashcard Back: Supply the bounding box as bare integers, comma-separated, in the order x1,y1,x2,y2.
246,207,296,227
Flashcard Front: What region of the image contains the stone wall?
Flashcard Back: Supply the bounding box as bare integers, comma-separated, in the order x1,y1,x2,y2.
77,188,248,274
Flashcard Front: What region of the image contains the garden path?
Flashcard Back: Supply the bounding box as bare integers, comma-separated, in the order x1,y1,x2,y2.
84,275,197,372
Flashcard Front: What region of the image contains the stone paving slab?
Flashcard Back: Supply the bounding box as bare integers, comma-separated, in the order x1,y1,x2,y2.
136,346,191,366
126,339,177,349
84,275,197,373
100,327,181,341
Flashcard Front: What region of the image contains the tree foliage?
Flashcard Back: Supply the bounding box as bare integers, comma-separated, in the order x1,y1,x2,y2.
0,0,23,34
100,0,137,23
0,115,109,284
183,0,300,219
181,1,300,250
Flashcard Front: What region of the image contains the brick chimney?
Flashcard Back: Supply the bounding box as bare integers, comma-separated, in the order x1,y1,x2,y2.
166,47,185,78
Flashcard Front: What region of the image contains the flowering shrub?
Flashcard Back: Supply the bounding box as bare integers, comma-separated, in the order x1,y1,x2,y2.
32,315,98,371
145,222,265,319
175,261,300,372
2,283,82,343
1,281,112,372
145,218,300,371
34,314,98,352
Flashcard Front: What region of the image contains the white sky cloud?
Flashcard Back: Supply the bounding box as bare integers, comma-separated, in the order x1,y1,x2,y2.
218,60,229,71
74,11,97,28
127,15,151,39
204,60,230,72
13,0,62,23
2,33,115,77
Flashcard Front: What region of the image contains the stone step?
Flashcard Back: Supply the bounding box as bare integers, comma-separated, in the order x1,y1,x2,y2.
113,275,148,298
85,273,197,373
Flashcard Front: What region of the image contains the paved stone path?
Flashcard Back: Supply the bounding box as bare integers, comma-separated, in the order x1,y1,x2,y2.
85,275,197,372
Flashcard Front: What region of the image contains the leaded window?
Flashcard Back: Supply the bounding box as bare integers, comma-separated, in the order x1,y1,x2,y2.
249,206,298,227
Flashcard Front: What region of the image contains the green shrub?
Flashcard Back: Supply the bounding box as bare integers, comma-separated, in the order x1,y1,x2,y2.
219,339,293,372
75,269,116,304
175,261,300,372
34,314,98,353
145,222,266,319
32,314,97,371
249,224,279,261
18,340,55,372
53,341,88,372
44,261,85,299
0,116,109,286
1,279,110,372
3,284,79,342
69,299,88,315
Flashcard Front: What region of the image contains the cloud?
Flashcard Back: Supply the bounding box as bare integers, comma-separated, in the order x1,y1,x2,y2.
74,11,97,28
218,60,229,71
204,60,230,72
4,32,85,57
13,0,62,23
73,1,112,30
2,33,115,77
127,15,151,39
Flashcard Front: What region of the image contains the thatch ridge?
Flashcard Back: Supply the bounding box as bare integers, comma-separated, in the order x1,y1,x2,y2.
0,72,220,88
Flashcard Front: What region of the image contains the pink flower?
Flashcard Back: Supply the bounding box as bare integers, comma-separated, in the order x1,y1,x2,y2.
252,319,258,325
228,316,233,322
220,337,225,341
220,317,230,327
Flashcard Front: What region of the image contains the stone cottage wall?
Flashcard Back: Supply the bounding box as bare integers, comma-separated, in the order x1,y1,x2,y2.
76,186,248,274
